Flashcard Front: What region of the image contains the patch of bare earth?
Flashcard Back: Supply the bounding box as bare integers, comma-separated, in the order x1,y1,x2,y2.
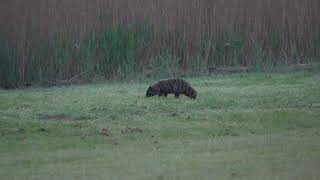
99,126,112,136
121,127,143,134
38,113,93,121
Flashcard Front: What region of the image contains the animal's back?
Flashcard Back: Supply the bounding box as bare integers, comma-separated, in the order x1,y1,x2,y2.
157,78,190,93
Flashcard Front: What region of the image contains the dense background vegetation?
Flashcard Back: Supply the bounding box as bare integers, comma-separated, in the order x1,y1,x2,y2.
1,0,320,87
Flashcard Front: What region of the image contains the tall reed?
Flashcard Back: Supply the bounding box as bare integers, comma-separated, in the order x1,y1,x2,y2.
0,0,319,87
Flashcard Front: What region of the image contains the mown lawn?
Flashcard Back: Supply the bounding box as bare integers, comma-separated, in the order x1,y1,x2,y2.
1,72,320,180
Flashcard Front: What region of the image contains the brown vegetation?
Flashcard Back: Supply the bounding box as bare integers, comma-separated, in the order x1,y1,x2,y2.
0,0,319,87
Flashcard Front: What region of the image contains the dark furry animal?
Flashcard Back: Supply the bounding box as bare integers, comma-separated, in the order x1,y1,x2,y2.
146,79,197,99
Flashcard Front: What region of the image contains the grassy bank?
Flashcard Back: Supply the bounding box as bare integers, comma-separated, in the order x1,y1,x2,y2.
1,72,320,179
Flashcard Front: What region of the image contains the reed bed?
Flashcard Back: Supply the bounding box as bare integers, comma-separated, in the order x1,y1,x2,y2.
1,0,319,87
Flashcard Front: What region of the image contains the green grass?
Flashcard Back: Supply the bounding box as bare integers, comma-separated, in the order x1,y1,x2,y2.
1,72,320,180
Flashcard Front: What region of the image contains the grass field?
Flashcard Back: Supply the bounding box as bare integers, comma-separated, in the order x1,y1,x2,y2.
1,72,320,180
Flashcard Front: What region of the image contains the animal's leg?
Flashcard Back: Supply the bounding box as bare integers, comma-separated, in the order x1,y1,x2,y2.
164,93,168,97
174,93,180,98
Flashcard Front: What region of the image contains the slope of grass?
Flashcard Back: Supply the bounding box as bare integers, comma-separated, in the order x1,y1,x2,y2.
1,72,320,180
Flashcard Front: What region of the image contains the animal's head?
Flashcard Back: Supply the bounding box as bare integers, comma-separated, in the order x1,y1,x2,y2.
146,86,158,97
187,87,197,99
